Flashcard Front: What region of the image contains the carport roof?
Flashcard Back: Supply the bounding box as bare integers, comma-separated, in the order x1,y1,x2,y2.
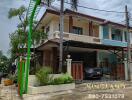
37,39,124,51
63,40,124,51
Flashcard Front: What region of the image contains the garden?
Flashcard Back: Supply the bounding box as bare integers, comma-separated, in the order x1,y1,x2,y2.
28,67,75,94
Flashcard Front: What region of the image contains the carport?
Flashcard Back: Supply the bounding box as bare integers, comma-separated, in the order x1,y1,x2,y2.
63,40,126,80
37,39,126,80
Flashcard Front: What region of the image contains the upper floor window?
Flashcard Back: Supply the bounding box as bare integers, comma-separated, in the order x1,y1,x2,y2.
124,31,127,42
72,26,83,35
46,26,50,33
103,26,109,39
111,28,122,41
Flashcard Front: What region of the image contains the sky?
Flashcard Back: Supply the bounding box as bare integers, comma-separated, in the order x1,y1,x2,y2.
0,0,29,56
0,0,132,57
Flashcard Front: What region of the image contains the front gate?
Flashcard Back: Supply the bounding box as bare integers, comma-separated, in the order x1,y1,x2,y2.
100,62,125,80
71,61,83,80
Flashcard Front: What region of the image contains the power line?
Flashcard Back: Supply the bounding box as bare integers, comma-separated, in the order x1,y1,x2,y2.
64,1,125,14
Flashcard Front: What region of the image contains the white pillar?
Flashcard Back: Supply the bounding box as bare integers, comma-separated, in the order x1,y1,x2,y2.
124,58,128,80
122,31,125,42
99,25,103,39
129,61,132,81
66,59,72,75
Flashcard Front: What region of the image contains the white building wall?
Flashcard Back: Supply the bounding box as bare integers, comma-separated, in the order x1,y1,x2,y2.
130,32,132,44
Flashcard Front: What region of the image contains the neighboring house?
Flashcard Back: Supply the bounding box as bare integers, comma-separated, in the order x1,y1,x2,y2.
36,8,132,80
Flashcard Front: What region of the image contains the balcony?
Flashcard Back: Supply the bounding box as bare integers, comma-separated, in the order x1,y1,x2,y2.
49,31,101,44
102,39,127,47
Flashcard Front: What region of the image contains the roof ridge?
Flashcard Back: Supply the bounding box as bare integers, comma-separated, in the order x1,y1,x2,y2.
64,9,127,28
36,8,132,29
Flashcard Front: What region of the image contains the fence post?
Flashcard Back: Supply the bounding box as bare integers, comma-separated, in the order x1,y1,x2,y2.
124,58,128,80
66,55,72,76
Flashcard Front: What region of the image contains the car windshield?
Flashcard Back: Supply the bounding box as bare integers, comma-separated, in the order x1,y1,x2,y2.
94,68,101,71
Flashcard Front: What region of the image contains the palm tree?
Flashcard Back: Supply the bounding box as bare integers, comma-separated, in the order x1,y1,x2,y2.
8,5,47,59
70,0,78,11
8,6,27,32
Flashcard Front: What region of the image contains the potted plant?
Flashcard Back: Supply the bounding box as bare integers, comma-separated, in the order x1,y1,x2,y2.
4,74,14,86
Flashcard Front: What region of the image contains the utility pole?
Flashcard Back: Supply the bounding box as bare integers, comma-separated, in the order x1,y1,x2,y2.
125,5,131,80
59,0,64,72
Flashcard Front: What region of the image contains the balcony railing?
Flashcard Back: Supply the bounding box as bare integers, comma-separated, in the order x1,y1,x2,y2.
102,39,127,47
49,31,101,44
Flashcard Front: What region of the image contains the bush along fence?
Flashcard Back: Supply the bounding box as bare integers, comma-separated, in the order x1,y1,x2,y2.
35,67,73,86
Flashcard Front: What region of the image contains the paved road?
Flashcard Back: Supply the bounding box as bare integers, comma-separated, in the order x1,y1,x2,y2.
0,84,20,100
49,82,132,100
49,87,132,100
1,81,132,100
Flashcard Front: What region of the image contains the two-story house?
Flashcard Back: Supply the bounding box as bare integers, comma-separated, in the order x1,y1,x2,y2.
36,8,130,80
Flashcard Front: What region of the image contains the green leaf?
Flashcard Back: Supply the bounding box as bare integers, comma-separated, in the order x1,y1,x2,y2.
8,5,27,19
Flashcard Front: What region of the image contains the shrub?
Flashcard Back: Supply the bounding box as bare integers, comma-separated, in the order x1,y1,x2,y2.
52,73,73,85
35,67,52,86
35,67,74,86
63,73,73,84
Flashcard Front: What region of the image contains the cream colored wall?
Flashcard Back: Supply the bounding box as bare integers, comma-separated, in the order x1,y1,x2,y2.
50,17,70,33
52,18,59,32
43,20,52,37
72,19,89,35
48,21,54,37
45,16,103,39
64,20,69,32
49,17,90,36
